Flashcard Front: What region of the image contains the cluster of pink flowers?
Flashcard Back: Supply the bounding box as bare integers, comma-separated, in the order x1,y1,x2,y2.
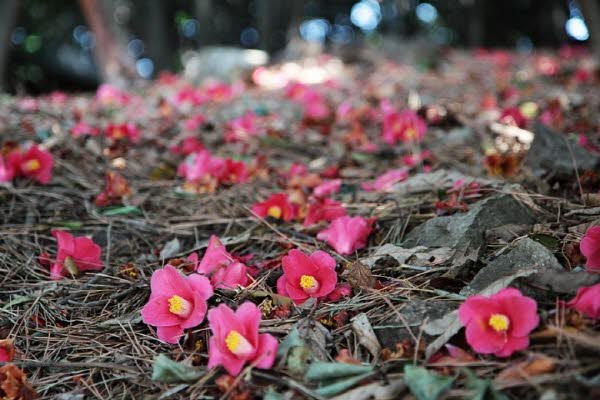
286,82,330,121
225,112,261,142
251,193,299,222
177,150,249,189
457,227,600,358
459,288,539,357
96,83,132,106
105,122,141,142
381,101,427,144
187,235,250,290
140,236,278,375
0,144,54,184
47,230,103,280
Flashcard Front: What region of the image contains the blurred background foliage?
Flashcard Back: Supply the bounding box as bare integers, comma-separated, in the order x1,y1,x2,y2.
0,0,597,94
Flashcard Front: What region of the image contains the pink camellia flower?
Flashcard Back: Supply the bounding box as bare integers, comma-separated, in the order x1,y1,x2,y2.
317,216,373,255
50,229,103,280
0,339,15,362
313,179,342,198
8,145,54,184
210,261,250,290
188,235,249,289
71,121,100,138
173,86,205,107
458,288,539,357
183,114,207,131
277,249,338,305
207,302,278,376
105,123,141,142
0,155,16,183
566,284,600,319
202,81,235,102
191,235,232,274
225,112,259,142
304,198,346,226
382,107,427,144
96,83,130,106
580,226,600,273
141,265,213,344
216,159,249,185
361,168,408,192
251,193,299,222
170,136,205,156
499,107,527,128
178,150,224,182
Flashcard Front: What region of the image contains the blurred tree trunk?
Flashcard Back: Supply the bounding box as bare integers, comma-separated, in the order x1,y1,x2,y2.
0,0,19,92
467,0,484,46
79,0,135,86
580,0,600,62
195,0,217,46
143,0,170,73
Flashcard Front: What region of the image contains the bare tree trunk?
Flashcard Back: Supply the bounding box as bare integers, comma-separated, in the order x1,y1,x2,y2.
78,0,135,86
0,0,19,92
580,0,600,62
143,0,170,73
195,0,217,47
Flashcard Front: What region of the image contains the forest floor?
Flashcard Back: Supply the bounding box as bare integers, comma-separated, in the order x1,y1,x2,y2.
1,48,599,399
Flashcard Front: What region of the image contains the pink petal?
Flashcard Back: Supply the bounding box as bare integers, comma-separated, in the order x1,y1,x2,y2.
314,266,338,298
150,265,190,299
236,302,262,350
180,292,208,329
141,296,182,327
309,250,336,270
464,319,506,354
253,333,278,369
187,273,214,300
494,336,529,357
276,275,290,297
156,325,185,344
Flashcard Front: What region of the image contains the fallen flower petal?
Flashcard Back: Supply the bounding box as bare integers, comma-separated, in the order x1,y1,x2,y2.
317,216,373,255
0,339,15,363
252,193,299,222
580,226,600,273
207,302,278,376
566,283,600,319
458,287,539,357
50,230,103,280
361,168,408,192
277,249,337,305
141,265,213,344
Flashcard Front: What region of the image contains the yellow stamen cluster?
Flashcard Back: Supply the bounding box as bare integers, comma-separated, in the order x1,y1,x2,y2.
488,314,510,332
22,159,41,172
225,330,243,352
168,295,186,314
267,206,282,219
299,275,317,290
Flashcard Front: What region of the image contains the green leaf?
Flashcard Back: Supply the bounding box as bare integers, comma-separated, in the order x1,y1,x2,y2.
277,328,305,358
316,372,374,397
2,295,32,310
305,362,373,381
529,234,560,251
404,365,454,400
463,369,506,400
50,220,83,229
151,354,204,383
98,206,143,216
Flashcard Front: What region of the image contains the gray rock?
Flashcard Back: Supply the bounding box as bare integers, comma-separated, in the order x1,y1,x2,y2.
525,123,599,177
403,193,536,253
461,238,600,297
374,300,456,349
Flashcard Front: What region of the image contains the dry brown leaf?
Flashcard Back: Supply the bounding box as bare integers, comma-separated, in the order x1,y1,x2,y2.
342,261,376,289
0,364,38,400
496,354,556,382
